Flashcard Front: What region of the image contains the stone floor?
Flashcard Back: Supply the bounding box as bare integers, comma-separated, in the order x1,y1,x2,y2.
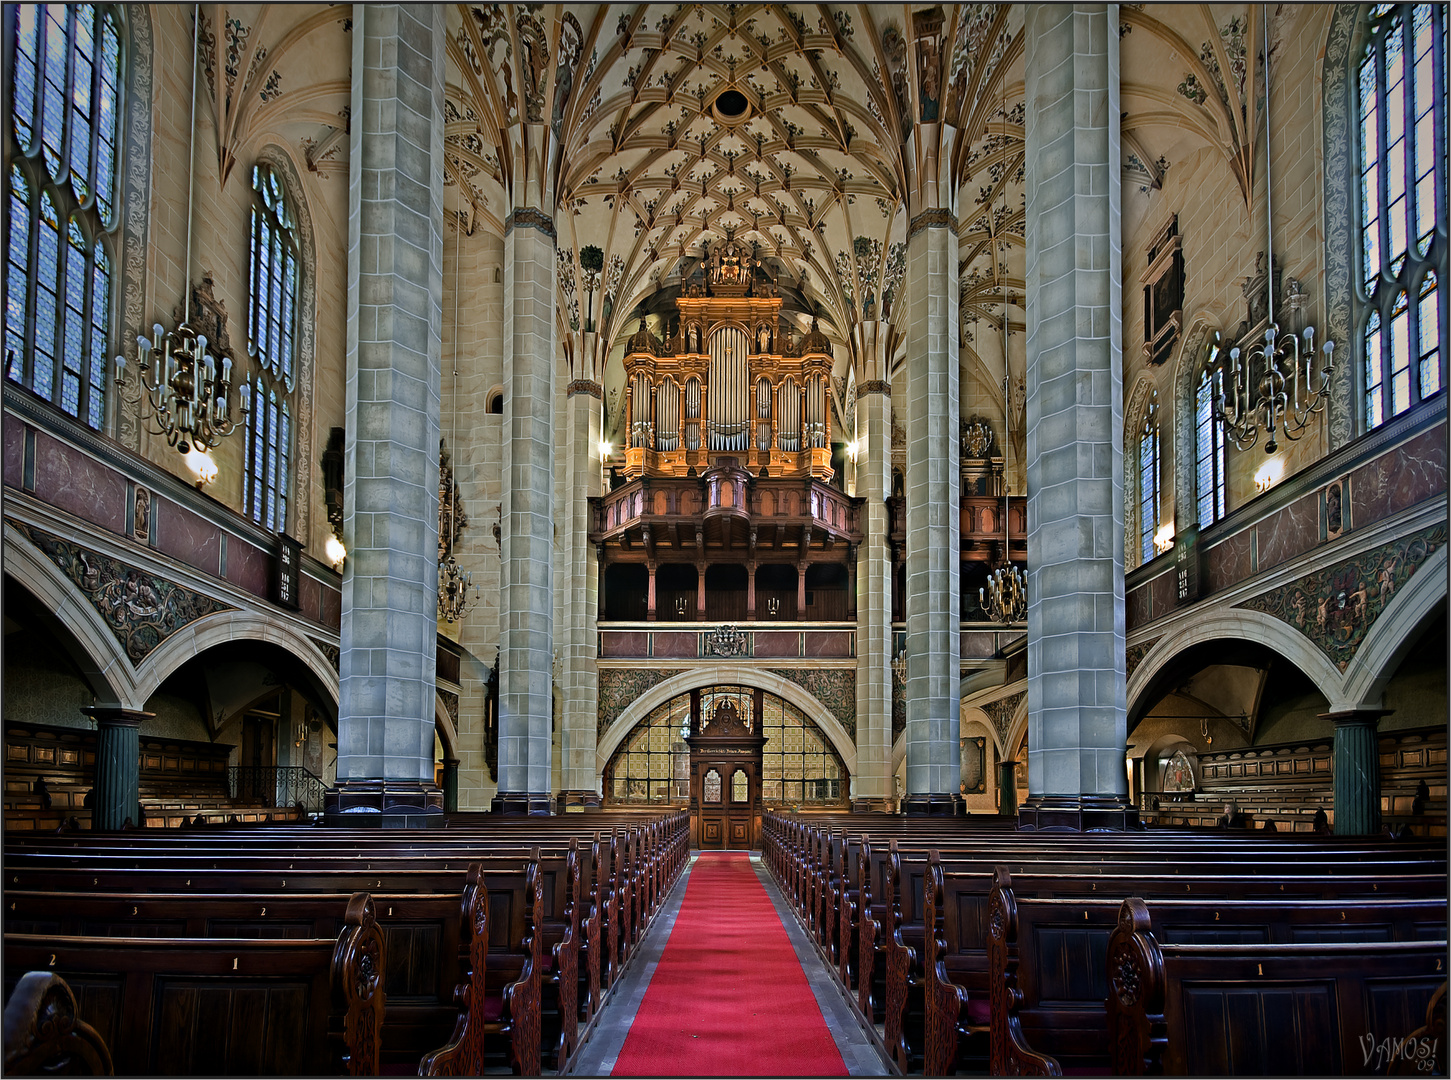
567,851,891,1077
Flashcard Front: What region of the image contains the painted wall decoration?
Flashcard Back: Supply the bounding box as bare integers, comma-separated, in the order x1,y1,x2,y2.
10,520,233,663
1163,749,1196,792
982,690,1026,748
1125,638,1161,683
597,667,673,735
892,677,905,739
1238,523,1447,671
767,667,856,739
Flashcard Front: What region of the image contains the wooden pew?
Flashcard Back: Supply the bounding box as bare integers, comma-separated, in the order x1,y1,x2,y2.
2,891,385,1076
760,811,1448,1076
4,813,691,1075
1105,896,1448,1076
968,864,1449,1076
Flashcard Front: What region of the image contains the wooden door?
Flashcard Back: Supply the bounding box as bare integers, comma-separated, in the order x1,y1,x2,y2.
695,759,760,849
688,693,766,850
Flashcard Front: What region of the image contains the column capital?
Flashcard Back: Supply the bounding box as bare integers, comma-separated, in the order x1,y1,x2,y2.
505,207,557,241
81,707,153,728
1322,708,1393,728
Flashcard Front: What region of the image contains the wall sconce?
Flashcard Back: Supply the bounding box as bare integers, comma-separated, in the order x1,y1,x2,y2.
1153,522,1176,556
676,596,687,617
183,446,217,489
1254,456,1282,493
846,439,859,463
321,427,346,569
325,534,347,571
767,596,780,618
599,439,612,460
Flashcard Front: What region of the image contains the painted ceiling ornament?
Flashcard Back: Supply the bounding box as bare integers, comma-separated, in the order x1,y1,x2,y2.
913,7,946,123
515,5,550,123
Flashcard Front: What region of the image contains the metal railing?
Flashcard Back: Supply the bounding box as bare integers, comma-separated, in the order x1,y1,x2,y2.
228,766,328,814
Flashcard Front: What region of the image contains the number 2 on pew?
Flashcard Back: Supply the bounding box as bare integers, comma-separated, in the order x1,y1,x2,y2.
48,954,55,967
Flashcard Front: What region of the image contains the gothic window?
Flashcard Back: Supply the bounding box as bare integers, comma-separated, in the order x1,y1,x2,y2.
5,5,122,429
607,693,692,803
1139,393,1162,564
246,163,299,533
759,692,842,804
1195,340,1228,528
703,769,722,804
1359,3,1446,428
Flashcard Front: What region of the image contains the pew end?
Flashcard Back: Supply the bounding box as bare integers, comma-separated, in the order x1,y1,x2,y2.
3,971,114,1077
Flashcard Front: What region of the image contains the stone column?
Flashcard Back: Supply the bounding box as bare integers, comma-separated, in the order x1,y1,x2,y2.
998,758,1018,817
559,331,604,810
1328,709,1389,835
441,757,459,813
333,3,447,826
853,321,894,811
1020,4,1133,830
902,211,962,815
83,707,150,830
494,200,557,816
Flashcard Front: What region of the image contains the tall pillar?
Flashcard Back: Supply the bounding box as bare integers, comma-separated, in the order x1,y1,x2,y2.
83,707,150,830
332,3,447,827
902,210,962,815
559,331,604,810
494,194,557,816
1328,709,1389,835
1020,4,1134,830
853,322,894,811
441,757,459,813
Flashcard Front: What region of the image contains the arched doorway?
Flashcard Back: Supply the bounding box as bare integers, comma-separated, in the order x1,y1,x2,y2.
602,683,849,847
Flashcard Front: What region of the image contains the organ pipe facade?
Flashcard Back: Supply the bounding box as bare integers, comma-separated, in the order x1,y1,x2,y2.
620,242,834,481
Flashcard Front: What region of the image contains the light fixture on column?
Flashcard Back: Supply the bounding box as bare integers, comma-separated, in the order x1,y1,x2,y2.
115,10,247,455
980,564,1026,623
1214,11,1333,455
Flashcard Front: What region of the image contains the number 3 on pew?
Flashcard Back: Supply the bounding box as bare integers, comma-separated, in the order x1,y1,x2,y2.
131,906,138,915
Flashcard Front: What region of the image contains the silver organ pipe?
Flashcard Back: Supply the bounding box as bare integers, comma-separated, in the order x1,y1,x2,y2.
708,326,750,451
756,377,773,451
777,379,801,453
655,379,680,452
630,371,654,448
684,377,701,451
806,373,828,448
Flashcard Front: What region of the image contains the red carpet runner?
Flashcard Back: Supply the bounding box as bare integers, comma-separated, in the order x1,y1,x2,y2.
611,851,848,1077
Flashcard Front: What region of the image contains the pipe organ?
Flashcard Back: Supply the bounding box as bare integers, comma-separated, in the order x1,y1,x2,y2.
620,244,835,481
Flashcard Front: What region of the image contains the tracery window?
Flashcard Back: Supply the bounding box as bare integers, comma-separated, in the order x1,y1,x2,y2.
246,163,299,533
1138,393,1161,564
1195,341,1228,529
1359,3,1446,428
606,686,845,805
608,693,692,802
5,5,122,429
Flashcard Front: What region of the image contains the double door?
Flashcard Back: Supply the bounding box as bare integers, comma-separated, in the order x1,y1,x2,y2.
694,755,759,849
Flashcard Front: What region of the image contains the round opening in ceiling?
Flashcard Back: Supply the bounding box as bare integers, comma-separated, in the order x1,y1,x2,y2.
712,88,751,124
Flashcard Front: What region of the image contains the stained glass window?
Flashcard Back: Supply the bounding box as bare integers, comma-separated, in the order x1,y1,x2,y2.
246,164,300,533
5,5,121,428
1195,343,1227,529
1138,394,1161,564
606,686,845,805
1359,4,1446,428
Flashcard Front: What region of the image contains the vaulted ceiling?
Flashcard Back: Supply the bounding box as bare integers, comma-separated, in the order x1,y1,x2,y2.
442,3,1027,369
193,3,1328,398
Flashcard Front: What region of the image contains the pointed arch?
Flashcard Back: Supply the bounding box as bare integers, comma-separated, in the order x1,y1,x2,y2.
3,522,140,708
1337,544,1448,710
596,667,857,777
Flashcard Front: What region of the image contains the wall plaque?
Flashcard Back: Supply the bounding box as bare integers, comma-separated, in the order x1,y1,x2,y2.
1175,524,1200,605
275,534,302,610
